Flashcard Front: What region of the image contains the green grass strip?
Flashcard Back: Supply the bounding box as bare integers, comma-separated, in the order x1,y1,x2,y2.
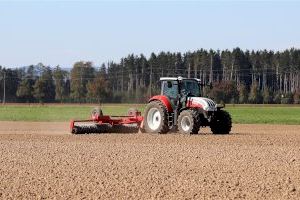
0,104,299,124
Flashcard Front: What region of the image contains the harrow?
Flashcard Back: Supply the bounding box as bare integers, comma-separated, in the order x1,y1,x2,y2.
70,107,143,134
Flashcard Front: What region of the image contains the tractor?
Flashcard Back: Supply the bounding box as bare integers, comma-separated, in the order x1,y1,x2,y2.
143,77,232,134
70,76,232,135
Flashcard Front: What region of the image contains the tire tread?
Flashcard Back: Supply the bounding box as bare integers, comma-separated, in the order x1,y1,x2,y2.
210,110,232,134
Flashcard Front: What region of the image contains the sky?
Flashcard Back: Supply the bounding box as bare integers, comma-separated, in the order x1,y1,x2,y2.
0,0,300,68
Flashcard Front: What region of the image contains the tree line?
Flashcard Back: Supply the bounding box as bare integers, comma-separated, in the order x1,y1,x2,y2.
1,48,300,104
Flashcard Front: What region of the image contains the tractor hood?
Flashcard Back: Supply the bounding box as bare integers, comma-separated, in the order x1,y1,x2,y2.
186,97,217,111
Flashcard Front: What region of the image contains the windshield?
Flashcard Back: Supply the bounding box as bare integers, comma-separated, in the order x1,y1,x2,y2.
162,80,178,99
181,80,201,97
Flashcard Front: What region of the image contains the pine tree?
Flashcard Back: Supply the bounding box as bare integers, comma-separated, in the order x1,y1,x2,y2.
248,82,262,104
53,66,68,103
262,87,272,104
293,90,300,104
86,72,107,103
70,61,95,102
16,79,32,102
238,84,248,104
33,65,55,103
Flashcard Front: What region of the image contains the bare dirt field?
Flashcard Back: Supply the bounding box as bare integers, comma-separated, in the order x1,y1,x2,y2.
0,122,300,199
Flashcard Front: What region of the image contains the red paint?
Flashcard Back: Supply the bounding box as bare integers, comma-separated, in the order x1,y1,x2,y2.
70,120,74,132
70,111,144,133
71,115,144,130
186,100,203,108
149,95,173,112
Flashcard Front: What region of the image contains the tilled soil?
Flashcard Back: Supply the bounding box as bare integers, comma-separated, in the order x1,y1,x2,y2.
0,122,300,199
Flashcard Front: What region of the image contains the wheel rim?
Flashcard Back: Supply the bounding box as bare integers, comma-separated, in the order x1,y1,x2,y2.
147,108,161,130
181,116,191,132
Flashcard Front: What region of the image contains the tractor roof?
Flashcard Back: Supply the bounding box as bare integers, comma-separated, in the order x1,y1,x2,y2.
160,76,201,82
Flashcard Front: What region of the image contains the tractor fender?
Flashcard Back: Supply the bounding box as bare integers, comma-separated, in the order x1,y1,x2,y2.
149,95,173,112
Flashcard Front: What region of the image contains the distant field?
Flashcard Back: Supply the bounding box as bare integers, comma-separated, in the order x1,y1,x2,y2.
0,104,145,122
227,106,300,124
0,104,300,124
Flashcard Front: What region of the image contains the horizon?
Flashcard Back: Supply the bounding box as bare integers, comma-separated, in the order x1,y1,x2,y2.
1,1,299,68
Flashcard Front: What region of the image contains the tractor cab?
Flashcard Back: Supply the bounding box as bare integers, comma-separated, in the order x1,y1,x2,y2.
161,77,201,97
160,77,202,109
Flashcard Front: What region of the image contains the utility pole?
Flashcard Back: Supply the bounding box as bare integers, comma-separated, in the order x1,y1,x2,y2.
210,54,213,83
2,72,5,104
150,63,152,97
121,60,124,92
135,60,138,102
80,67,83,104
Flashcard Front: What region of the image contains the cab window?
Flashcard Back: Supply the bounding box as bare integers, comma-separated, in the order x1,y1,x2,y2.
162,81,178,99
181,80,201,97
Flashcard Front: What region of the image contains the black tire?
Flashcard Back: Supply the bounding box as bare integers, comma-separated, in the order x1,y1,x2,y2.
177,109,201,134
94,124,110,133
110,125,139,133
143,101,169,134
71,126,80,134
210,110,232,134
72,124,109,134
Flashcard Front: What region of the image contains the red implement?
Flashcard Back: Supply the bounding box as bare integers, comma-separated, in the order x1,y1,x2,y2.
70,108,144,134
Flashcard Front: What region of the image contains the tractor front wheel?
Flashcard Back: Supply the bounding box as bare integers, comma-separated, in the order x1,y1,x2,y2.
177,109,201,134
143,101,169,134
210,110,232,134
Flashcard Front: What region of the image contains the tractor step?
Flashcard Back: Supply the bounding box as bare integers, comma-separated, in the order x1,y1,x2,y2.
168,113,174,127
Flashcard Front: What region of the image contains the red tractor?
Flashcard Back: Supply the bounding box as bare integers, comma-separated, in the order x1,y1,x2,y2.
142,77,232,134
70,76,231,135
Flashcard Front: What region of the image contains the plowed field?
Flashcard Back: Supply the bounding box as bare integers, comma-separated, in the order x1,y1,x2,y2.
0,122,299,199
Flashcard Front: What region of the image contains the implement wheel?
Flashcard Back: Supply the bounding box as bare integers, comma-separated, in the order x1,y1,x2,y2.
127,107,139,116
91,107,103,120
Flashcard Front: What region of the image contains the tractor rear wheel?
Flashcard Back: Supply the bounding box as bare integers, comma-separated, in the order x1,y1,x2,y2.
177,109,201,134
210,110,232,134
143,101,169,134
